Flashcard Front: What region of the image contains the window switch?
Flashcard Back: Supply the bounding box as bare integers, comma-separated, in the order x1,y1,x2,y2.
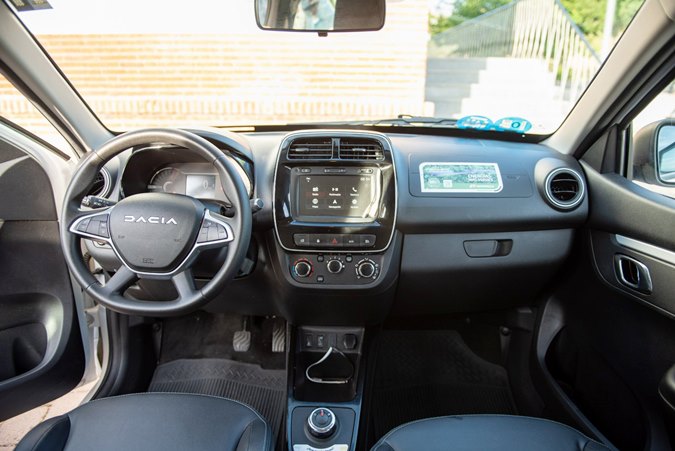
316,335,325,348
304,334,313,348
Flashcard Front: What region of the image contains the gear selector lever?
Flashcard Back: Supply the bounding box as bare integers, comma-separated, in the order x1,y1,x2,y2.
307,407,337,439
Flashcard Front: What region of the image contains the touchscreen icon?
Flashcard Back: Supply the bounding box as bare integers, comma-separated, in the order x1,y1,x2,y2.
351,187,358,193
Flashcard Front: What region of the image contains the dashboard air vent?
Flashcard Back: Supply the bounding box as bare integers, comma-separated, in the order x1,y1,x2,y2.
288,138,334,159
545,168,584,210
338,138,384,160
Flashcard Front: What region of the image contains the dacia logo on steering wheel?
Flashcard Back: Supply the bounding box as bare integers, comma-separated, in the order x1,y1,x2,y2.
123,215,178,225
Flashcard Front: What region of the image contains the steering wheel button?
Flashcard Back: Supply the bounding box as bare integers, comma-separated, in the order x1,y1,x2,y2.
86,219,101,235
99,222,110,238
77,218,91,232
217,225,228,239
196,229,208,243
207,226,219,242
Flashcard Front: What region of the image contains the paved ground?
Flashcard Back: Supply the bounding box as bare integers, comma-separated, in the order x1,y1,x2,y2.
0,381,96,450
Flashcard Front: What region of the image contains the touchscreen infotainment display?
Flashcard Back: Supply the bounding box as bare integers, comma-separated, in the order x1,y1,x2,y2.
297,175,375,218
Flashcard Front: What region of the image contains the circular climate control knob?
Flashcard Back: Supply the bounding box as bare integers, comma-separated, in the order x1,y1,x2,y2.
356,259,378,279
326,259,344,274
292,259,313,278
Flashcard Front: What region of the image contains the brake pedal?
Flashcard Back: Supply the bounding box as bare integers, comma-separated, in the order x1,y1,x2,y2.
272,319,285,353
233,317,251,352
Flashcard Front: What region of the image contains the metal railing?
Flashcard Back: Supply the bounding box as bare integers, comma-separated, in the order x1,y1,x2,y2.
429,0,601,101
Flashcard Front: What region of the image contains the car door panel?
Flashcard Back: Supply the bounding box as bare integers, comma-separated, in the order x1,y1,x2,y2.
0,136,85,421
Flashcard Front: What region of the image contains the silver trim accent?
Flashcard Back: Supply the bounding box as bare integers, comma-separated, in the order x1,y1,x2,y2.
69,209,233,278
614,254,653,293
93,167,112,198
307,407,337,435
543,167,585,210
272,130,398,254
615,235,675,266
293,445,348,451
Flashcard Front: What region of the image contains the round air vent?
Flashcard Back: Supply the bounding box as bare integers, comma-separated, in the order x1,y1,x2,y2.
544,168,584,210
88,168,112,198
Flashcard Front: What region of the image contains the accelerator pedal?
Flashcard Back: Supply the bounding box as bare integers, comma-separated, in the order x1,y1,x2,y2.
272,319,286,353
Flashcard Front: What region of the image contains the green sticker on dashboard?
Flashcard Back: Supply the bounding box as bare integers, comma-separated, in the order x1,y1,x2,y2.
420,162,503,193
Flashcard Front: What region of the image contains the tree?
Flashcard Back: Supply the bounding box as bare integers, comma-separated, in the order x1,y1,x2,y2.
430,0,512,35
429,0,645,49
560,0,643,51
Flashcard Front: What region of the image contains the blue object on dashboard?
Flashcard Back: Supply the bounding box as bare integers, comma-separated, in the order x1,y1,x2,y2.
456,115,493,130
494,117,532,133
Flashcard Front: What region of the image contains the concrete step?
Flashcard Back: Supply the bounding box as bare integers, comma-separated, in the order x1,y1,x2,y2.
427,57,550,72
426,70,555,85
426,82,557,94
426,84,559,103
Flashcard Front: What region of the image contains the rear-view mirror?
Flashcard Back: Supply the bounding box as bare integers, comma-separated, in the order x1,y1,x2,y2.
255,0,386,34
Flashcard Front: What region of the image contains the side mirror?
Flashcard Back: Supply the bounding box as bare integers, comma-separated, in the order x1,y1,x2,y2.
255,0,385,34
633,119,675,186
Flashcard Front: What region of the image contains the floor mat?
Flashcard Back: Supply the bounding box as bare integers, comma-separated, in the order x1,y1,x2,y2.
159,312,285,369
371,330,516,441
149,358,286,437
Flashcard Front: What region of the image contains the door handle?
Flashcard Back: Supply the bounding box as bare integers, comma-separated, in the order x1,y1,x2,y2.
614,254,653,294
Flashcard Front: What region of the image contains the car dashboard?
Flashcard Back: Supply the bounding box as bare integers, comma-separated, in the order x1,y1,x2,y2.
87,127,588,324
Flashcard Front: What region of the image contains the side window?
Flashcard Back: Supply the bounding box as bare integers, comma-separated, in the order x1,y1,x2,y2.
0,74,73,153
630,80,675,199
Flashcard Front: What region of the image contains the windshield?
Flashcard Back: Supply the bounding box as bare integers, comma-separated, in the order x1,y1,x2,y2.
7,0,643,135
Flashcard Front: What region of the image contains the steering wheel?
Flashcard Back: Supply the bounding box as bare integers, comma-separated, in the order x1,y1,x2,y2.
60,129,252,316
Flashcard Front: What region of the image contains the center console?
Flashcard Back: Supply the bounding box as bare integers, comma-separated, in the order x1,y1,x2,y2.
273,131,397,287
273,131,397,450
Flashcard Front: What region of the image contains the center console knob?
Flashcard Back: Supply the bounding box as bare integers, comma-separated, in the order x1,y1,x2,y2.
356,259,377,278
307,407,337,439
326,259,344,274
293,259,313,278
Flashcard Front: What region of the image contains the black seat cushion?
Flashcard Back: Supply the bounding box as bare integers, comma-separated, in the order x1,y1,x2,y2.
371,415,616,451
16,392,272,451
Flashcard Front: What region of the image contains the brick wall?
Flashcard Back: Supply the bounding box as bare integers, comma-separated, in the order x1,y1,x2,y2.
0,0,431,142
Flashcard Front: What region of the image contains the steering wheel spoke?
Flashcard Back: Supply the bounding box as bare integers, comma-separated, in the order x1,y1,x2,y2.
100,265,138,297
171,269,198,301
69,208,112,243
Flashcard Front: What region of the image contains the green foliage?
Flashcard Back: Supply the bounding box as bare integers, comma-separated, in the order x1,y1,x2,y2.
560,0,643,50
560,0,605,37
615,0,642,34
429,0,511,35
430,0,644,44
